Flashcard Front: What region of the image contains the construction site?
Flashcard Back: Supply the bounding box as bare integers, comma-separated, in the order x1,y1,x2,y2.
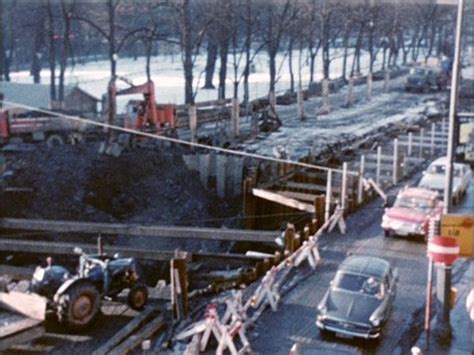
1,0,474,354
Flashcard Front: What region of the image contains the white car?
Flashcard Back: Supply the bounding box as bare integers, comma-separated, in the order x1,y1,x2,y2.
418,157,472,204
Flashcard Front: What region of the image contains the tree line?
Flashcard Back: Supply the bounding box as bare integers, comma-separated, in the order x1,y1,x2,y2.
0,0,460,105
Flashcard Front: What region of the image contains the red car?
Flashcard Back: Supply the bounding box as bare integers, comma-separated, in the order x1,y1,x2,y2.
381,187,443,240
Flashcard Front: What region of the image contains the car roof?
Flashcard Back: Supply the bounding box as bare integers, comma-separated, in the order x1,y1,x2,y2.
399,187,438,200
429,157,466,169
339,255,390,279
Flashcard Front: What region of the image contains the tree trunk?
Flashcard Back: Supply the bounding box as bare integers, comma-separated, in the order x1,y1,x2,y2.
203,40,218,89
47,0,56,101
218,39,229,100
182,0,194,104
341,25,350,81
288,38,294,93
269,49,276,93
309,52,317,84
59,2,73,102
351,24,364,77
31,14,45,84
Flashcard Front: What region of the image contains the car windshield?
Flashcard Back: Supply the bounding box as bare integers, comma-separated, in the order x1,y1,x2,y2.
333,272,382,297
394,195,433,210
429,164,461,177
410,68,426,75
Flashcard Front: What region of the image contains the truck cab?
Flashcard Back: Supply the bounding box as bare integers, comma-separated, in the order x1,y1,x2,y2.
405,66,448,93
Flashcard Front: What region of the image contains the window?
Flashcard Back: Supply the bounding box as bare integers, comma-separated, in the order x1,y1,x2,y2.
334,272,382,296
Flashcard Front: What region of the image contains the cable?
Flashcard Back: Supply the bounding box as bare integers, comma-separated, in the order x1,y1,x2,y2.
1,99,358,176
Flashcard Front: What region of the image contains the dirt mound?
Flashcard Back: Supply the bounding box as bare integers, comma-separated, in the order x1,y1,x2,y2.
1,143,240,227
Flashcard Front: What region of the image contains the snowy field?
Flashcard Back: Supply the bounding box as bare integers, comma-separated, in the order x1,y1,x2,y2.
9,48,398,111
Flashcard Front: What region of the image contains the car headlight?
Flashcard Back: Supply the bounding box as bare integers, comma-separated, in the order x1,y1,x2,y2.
415,224,425,233
317,303,327,313
370,317,382,327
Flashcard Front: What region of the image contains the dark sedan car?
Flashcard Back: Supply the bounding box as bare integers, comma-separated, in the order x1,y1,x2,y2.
315,255,398,340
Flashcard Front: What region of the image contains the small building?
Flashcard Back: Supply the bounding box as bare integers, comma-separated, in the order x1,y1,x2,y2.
0,81,99,117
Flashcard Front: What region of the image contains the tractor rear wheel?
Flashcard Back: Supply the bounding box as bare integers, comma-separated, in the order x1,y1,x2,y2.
57,281,100,331
127,285,148,311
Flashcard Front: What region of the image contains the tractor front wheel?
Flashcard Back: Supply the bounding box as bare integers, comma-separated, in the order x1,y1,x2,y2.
57,281,100,331
127,285,148,311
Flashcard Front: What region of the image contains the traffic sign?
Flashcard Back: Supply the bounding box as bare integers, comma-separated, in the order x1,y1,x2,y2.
428,236,460,265
441,214,474,258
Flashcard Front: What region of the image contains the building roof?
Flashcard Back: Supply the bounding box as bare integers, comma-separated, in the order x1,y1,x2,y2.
0,81,99,110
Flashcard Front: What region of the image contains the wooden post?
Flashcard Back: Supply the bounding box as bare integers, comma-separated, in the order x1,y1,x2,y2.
431,122,435,156
216,154,226,198
188,105,197,144
346,77,354,107
366,72,373,101
357,155,365,205
419,128,424,159
297,88,305,120
383,70,390,92
309,218,316,235
302,225,310,242
376,146,382,185
199,154,210,188
325,170,332,222
231,97,240,138
170,256,188,319
393,138,399,185
243,177,256,229
408,132,413,156
97,235,103,256
320,79,330,114
341,162,348,211
314,196,325,229
269,91,277,112
294,232,301,250
285,223,296,254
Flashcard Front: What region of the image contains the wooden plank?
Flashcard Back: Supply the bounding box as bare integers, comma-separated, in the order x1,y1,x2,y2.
274,190,319,203
92,307,160,355
282,181,341,194
109,315,166,355
252,188,315,213
0,218,277,243
0,239,183,261
0,321,44,352
0,292,47,321
0,312,43,338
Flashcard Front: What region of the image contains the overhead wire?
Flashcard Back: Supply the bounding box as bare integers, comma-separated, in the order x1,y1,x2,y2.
1,99,358,176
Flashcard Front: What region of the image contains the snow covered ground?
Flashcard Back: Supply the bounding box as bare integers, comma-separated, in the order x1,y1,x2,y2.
9,48,406,111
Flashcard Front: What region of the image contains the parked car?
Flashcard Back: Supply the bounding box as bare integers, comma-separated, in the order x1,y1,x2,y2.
316,255,397,340
381,187,442,240
417,157,472,204
405,66,448,93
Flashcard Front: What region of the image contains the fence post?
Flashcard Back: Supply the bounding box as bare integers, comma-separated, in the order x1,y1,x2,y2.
341,162,348,211
384,70,390,92
231,98,240,138
346,77,354,107
393,138,399,185
297,88,305,120
314,195,325,229
419,128,424,159
325,170,332,222
285,223,296,254
366,72,373,101
357,155,365,205
376,146,382,185
431,122,435,156
320,79,330,114
188,104,197,144
408,132,413,156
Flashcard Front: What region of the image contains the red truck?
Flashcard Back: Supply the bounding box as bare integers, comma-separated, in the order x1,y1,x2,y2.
0,109,86,147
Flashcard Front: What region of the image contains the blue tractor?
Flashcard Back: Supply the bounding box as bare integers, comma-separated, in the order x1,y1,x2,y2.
30,249,148,331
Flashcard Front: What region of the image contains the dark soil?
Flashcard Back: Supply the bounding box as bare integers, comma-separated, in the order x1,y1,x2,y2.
1,143,240,227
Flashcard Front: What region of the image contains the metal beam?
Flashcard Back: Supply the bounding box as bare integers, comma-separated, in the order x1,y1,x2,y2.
0,218,277,243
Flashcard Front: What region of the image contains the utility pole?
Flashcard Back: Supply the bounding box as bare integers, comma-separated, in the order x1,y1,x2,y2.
436,0,465,342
